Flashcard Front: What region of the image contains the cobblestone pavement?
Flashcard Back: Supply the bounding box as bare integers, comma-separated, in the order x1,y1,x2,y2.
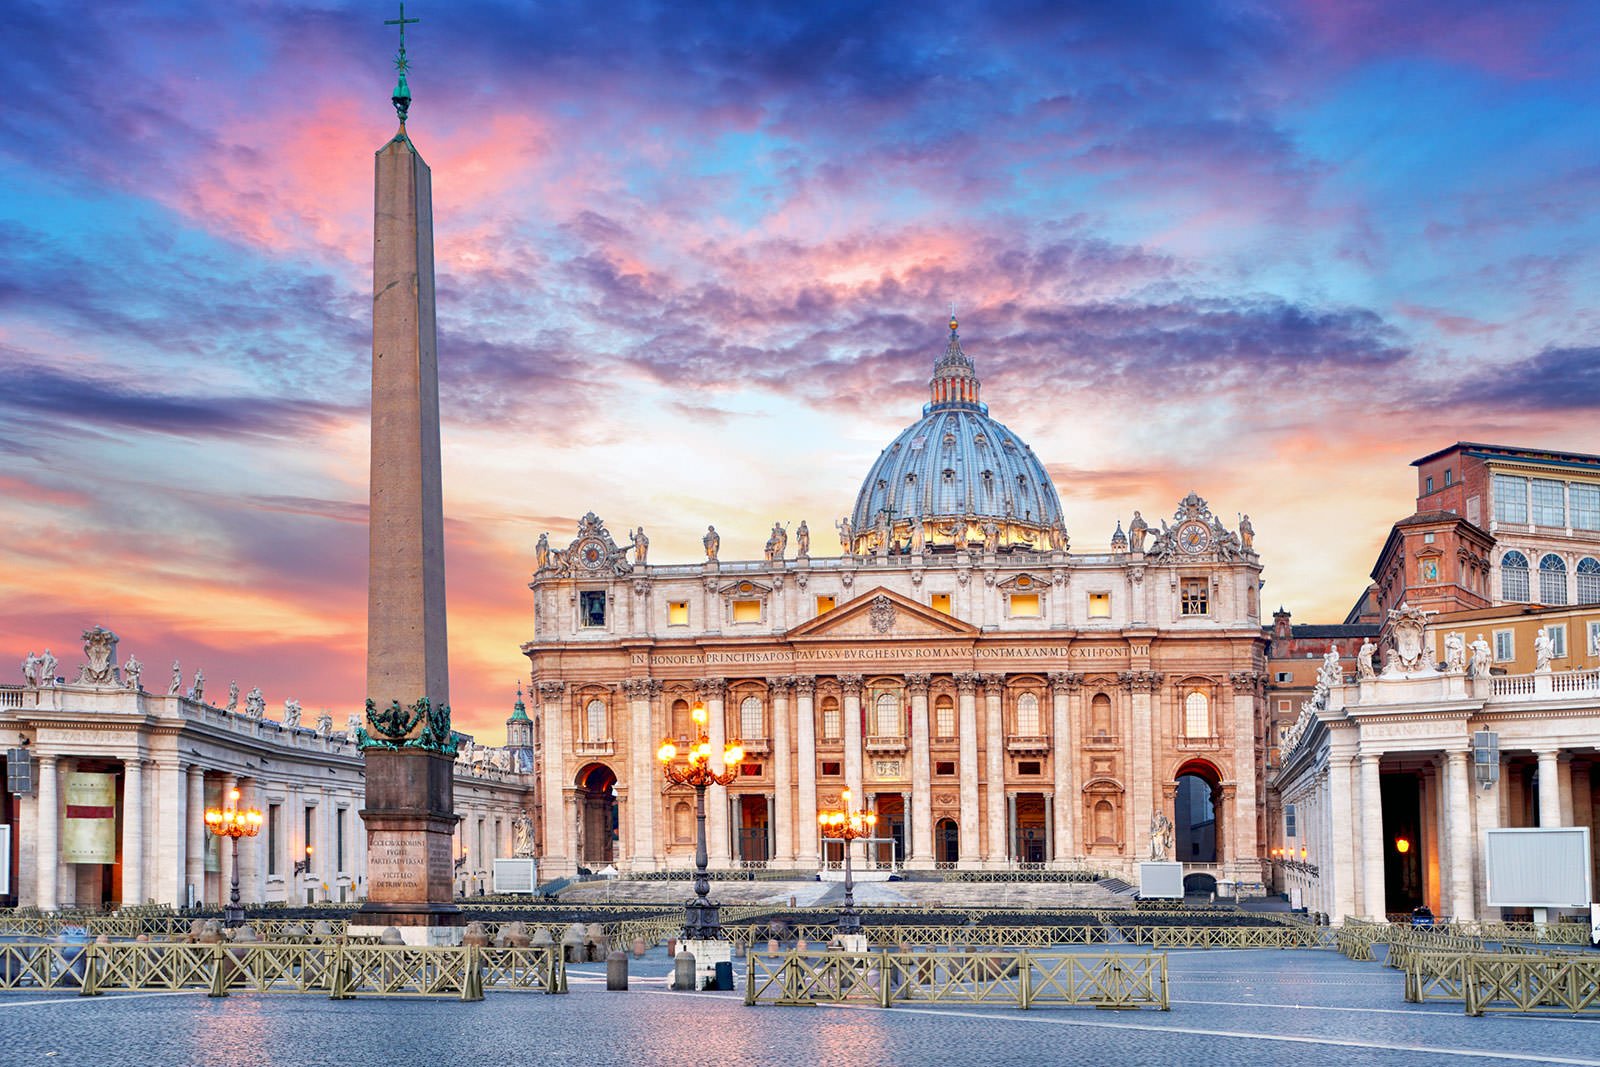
6,948,1600,1066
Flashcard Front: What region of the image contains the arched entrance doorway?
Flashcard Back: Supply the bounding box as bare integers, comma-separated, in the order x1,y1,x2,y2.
1173,760,1220,864
936,818,959,864
575,763,617,869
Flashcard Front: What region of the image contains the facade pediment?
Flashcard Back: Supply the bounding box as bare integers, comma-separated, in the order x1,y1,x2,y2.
787,586,977,641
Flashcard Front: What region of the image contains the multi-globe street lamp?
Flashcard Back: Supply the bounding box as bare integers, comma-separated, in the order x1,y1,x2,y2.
658,702,743,939
203,787,263,928
817,787,877,936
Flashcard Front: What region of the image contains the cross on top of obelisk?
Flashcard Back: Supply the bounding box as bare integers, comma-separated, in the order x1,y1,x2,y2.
385,2,420,124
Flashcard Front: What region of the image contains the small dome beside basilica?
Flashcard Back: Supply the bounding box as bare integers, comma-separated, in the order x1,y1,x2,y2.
846,318,1066,554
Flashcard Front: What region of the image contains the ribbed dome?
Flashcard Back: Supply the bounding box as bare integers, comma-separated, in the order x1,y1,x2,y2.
846,318,1065,553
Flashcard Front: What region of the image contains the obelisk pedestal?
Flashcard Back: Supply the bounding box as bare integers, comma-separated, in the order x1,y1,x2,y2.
350,53,462,945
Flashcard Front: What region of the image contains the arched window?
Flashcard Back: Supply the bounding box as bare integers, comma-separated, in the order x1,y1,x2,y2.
1539,553,1568,605
1015,692,1041,735
738,696,763,740
821,697,841,741
1184,692,1209,738
586,699,606,740
1502,551,1530,602
1090,693,1112,738
874,692,901,736
934,695,956,739
1578,558,1600,604
671,699,692,739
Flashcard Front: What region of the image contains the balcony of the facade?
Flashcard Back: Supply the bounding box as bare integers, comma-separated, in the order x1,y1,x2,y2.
574,738,615,758
865,734,908,755
1005,734,1051,755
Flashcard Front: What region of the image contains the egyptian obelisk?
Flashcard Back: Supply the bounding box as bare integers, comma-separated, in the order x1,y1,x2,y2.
352,6,462,942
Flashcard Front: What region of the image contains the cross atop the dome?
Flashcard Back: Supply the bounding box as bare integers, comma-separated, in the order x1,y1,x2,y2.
949,303,958,333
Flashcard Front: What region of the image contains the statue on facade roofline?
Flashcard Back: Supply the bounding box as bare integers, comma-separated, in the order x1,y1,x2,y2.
1239,514,1255,549
1443,631,1466,674
169,660,182,695
535,532,550,571
1128,511,1148,554
982,520,1000,553
1535,628,1554,673
1357,639,1376,681
836,516,853,556
283,699,302,728
123,655,143,691
764,521,786,561
796,520,810,558
1318,646,1342,691
630,525,649,565
20,652,37,686
1469,634,1491,678
703,524,720,561
227,681,239,713
37,649,57,686
911,515,926,554
245,686,265,718
187,667,205,704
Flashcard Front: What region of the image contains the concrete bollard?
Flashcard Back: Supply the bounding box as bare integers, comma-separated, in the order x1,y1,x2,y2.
462,922,491,947
607,950,629,991
632,937,647,959
673,951,696,991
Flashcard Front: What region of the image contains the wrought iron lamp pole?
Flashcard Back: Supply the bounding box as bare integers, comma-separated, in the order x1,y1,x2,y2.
203,788,263,928
658,702,743,939
817,788,877,936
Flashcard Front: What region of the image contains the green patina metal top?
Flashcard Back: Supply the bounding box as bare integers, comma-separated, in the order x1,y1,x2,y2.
509,683,530,721
385,2,419,123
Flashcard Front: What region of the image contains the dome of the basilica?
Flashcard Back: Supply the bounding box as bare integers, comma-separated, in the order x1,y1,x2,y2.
846,318,1066,554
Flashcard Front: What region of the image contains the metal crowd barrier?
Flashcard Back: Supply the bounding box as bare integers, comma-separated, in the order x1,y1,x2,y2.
745,948,1168,1010
1404,950,1600,1015
0,941,566,1001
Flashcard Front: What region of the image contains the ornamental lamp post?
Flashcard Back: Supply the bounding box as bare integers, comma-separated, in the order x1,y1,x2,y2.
817,787,877,936
203,788,263,928
658,701,742,939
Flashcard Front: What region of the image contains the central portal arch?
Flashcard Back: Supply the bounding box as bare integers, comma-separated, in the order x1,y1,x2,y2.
1173,759,1221,864
576,763,617,869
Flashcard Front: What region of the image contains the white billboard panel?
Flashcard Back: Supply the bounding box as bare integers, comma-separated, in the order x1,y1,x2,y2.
1138,861,1185,899
493,858,538,894
1485,827,1591,908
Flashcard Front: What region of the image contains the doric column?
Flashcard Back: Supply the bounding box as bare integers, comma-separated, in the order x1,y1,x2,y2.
1558,753,1576,828
537,681,569,872
906,673,933,866
36,756,58,910
1329,754,1357,923
767,677,794,865
1006,791,1018,862
839,675,864,865
1359,753,1385,919
1537,749,1562,827
122,757,145,906
955,673,980,865
1229,672,1261,871
700,678,731,866
793,677,818,866
1446,748,1474,921
156,760,185,908
186,765,206,906
1048,672,1080,864
216,772,238,907
1122,671,1162,861
981,673,1006,866
624,679,658,872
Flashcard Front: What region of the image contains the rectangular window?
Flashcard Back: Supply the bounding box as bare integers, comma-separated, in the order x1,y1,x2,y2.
1018,760,1042,776
930,593,952,615
935,760,956,776
935,701,956,739
1180,579,1209,616
740,763,763,777
1532,478,1566,526
1588,621,1600,657
579,590,607,627
1494,629,1515,662
1285,804,1297,838
821,706,841,741
1008,593,1041,618
1426,475,1434,494
336,809,347,872
667,601,688,625
1572,483,1600,531
1423,532,1435,543
1088,592,1111,618
1277,699,1291,712
267,804,281,876
1274,672,1292,683
1548,624,1567,658
1493,474,1528,524
304,806,316,862
815,595,836,616
820,760,842,777
732,599,762,623
1445,468,1453,486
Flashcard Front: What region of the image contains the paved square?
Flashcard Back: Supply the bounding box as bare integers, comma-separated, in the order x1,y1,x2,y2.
6,948,1600,1066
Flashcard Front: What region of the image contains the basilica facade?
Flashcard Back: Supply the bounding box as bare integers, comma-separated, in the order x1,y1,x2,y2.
524,320,1269,887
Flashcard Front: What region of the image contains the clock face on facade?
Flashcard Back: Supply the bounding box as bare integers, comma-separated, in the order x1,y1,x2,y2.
578,538,606,569
1177,520,1210,554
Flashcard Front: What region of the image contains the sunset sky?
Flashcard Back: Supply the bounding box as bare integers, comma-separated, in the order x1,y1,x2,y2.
3,1,1597,739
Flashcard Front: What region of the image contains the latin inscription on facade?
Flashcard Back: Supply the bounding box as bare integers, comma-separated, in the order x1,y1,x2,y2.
630,642,1150,669
367,831,450,899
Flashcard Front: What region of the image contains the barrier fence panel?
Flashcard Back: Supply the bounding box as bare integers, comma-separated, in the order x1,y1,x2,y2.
745,949,1167,1011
